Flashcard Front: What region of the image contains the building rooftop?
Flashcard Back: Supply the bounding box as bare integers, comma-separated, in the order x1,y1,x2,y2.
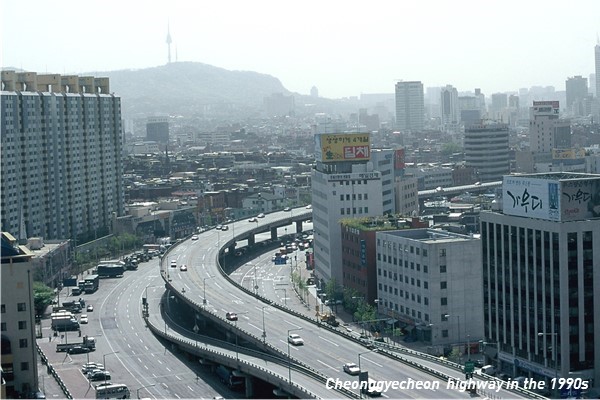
385,228,478,243
511,172,600,181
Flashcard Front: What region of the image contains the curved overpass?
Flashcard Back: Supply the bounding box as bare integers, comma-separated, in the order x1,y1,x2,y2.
159,207,536,399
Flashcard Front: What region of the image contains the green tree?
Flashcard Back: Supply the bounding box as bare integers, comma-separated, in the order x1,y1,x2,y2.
440,142,462,155
33,282,55,317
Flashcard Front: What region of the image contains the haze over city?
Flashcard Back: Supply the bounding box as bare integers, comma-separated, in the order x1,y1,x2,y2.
2,0,599,99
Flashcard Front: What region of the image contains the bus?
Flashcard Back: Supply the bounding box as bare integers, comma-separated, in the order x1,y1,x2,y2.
95,383,130,399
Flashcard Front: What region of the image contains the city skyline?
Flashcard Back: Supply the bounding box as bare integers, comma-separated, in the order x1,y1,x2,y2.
2,0,599,99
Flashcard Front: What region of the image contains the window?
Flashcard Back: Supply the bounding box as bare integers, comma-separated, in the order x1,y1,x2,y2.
0,322,6,331
0,304,5,313
423,249,428,257
17,303,26,311
424,281,428,289
19,338,28,348
440,249,446,257
440,281,447,289
21,362,29,371
440,265,447,273
424,297,429,305
18,321,26,330
441,297,448,306
423,265,428,273
442,330,449,338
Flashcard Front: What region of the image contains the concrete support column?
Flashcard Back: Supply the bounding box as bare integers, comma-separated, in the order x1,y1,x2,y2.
248,235,256,246
295,221,303,233
245,376,254,398
270,227,278,241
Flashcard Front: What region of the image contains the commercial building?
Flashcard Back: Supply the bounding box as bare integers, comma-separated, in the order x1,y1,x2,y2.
376,229,483,349
440,85,460,130
464,122,510,182
311,132,397,286
480,173,600,387
146,116,169,143
0,71,123,241
1,232,39,398
395,81,424,132
565,76,588,116
529,101,570,154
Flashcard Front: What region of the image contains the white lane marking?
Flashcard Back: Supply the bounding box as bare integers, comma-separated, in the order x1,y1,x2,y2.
176,375,182,380
247,322,262,332
317,359,337,371
279,339,299,350
361,356,383,367
284,319,302,329
318,336,339,347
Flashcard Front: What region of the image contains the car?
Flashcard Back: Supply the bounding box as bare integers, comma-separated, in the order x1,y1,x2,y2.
86,305,94,312
257,213,265,218
283,207,291,212
170,260,177,268
248,217,257,222
288,333,304,346
305,204,312,209
67,346,90,355
226,312,238,321
82,363,104,373
343,362,361,375
221,225,229,231
79,314,88,324
191,235,199,240
88,370,111,381
179,264,188,271
216,224,223,230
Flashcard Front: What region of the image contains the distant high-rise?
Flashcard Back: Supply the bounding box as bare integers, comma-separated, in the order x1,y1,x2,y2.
529,101,570,153
0,71,123,241
440,85,460,128
464,122,510,182
395,81,424,132
146,116,170,143
310,86,319,98
595,41,600,99
565,75,588,115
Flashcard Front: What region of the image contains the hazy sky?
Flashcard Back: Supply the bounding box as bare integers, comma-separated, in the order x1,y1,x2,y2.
2,0,599,99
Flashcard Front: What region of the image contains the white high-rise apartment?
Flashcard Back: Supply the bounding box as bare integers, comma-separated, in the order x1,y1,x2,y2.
1,71,123,240
481,173,600,387
395,81,424,132
311,132,396,286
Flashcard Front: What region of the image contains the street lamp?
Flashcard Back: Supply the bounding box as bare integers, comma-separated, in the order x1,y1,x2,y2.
261,306,267,343
136,384,155,399
287,328,303,386
203,276,214,306
358,349,379,399
538,331,559,393
103,351,119,386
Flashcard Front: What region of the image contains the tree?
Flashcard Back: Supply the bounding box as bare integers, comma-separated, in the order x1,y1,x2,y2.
33,282,55,317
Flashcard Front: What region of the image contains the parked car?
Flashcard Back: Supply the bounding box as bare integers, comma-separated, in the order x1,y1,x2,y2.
191,235,199,240
67,346,90,355
179,265,188,271
170,260,177,268
82,363,104,373
87,305,94,312
79,314,88,324
343,362,361,375
216,225,223,230
226,312,238,321
248,217,257,222
257,213,265,218
221,225,229,231
88,370,111,381
305,205,312,209
288,333,304,346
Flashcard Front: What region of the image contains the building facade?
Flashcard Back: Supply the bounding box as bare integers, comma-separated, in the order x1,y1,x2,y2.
395,81,424,132
464,122,510,182
440,85,460,129
565,76,588,116
0,71,124,241
146,116,169,143
529,101,571,154
312,132,397,286
376,229,484,350
1,232,39,398
481,173,600,387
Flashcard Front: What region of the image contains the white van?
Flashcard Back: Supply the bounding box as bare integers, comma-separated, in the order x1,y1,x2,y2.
480,365,496,375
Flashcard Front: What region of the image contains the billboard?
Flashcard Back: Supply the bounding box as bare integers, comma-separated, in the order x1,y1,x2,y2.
394,148,406,170
503,175,600,221
552,148,585,160
315,133,370,162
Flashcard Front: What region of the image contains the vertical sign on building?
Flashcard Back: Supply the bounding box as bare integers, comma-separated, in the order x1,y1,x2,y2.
360,239,367,266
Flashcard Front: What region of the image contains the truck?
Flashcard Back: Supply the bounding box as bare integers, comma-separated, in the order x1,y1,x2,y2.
51,315,80,331
317,312,340,327
215,365,244,390
56,335,96,352
96,264,125,278
84,275,99,293
61,300,82,313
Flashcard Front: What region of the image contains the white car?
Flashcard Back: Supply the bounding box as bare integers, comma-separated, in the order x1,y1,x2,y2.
86,305,94,312
283,207,291,212
82,363,104,373
343,362,361,375
191,235,199,240
79,314,88,324
248,217,257,222
257,213,265,218
288,333,304,346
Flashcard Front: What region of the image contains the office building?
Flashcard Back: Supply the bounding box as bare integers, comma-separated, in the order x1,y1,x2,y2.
529,101,571,153
1,232,39,398
490,93,508,120
440,85,460,128
1,71,123,241
595,42,600,100
146,116,169,143
565,76,588,116
481,173,600,386
376,229,483,349
311,132,397,286
464,122,510,182
395,81,424,132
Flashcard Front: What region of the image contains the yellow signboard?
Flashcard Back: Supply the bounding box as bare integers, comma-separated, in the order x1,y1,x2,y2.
316,133,371,162
552,148,585,160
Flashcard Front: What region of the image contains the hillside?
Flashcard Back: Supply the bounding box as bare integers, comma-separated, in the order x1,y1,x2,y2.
101,62,291,118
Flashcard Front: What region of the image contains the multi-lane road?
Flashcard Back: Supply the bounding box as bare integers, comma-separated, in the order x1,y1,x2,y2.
163,208,533,399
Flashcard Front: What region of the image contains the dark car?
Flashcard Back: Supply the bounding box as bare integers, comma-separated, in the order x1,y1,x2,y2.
226,312,238,321
67,346,90,355
88,370,111,381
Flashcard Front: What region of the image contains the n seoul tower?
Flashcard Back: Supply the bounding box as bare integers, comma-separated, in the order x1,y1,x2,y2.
166,21,172,64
